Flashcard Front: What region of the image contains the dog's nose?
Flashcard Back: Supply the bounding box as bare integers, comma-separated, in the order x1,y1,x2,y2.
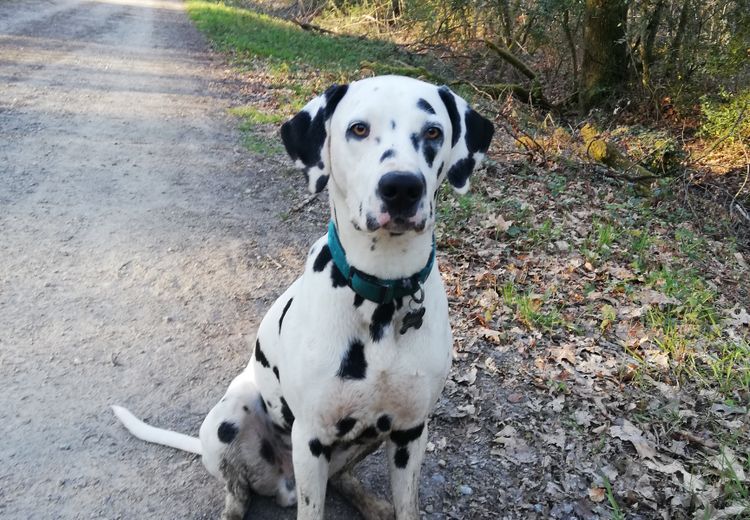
377,172,425,216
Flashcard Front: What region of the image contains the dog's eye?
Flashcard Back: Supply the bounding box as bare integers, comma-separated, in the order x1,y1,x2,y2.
424,126,442,140
349,123,370,138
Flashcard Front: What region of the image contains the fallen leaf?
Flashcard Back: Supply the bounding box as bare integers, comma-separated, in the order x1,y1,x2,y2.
588,487,606,503
710,448,746,482
609,419,657,459
637,288,679,306
574,409,593,428
734,251,748,270
484,213,513,232
725,306,750,328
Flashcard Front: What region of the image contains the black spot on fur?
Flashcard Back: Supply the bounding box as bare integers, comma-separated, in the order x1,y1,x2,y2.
423,142,437,167
260,438,276,465
410,133,419,151
217,421,238,444
394,447,410,468
355,426,378,443
331,264,348,288
272,366,280,380
377,414,392,432
323,84,348,118
305,496,310,506
280,397,295,429
315,174,329,193
255,339,270,368
438,87,460,148
390,422,425,446
417,98,436,114
446,156,475,191
313,244,332,272
391,120,396,130
366,214,379,232
308,438,332,461
465,109,494,154
242,405,249,413
437,162,444,178
380,149,395,162
353,294,364,307
370,302,395,342
337,339,367,379
336,417,357,437
258,397,267,414
280,84,348,193
279,297,293,333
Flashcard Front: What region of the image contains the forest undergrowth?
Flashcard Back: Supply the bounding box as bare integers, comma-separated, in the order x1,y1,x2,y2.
188,1,749,517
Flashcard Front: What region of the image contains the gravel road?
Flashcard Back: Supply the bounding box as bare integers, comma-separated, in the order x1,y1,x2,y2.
0,0,371,518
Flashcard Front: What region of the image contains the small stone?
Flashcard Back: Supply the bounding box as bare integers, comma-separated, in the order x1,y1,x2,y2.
459,485,473,496
554,240,570,252
431,473,446,485
163,316,173,323
425,504,434,513
437,459,447,468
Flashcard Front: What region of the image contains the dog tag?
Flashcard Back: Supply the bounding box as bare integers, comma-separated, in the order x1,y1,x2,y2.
400,307,425,335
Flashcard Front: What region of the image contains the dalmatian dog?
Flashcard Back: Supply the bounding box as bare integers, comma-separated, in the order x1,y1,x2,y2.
112,75,494,520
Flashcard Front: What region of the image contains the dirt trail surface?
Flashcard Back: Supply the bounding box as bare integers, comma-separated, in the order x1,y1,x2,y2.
0,0,379,518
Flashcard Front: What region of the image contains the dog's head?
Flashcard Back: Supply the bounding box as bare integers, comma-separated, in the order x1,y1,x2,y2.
281,75,494,234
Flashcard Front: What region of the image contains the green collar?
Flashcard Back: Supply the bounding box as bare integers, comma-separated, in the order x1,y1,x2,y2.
327,220,435,304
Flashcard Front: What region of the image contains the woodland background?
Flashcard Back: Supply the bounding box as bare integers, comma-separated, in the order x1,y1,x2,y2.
186,1,749,518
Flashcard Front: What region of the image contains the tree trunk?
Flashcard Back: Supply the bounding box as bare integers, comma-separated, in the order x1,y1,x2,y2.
562,9,579,91
639,0,664,88
580,0,629,110
668,0,690,73
497,0,514,48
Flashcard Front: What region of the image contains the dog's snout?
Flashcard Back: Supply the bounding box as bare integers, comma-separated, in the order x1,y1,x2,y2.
377,172,425,215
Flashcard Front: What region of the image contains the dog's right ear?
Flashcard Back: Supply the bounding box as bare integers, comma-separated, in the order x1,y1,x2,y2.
280,84,349,194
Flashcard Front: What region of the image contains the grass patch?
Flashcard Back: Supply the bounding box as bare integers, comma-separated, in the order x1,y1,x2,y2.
186,0,432,115
187,1,398,73
501,281,567,332
228,105,285,125
227,106,285,154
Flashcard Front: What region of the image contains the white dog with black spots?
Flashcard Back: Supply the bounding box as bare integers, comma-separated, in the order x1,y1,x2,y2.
113,75,494,520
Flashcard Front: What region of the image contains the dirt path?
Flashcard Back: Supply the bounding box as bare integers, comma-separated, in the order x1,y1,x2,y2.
0,1,369,518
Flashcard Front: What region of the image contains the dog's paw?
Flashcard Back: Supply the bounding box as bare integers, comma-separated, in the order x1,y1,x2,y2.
361,498,395,520
275,477,297,507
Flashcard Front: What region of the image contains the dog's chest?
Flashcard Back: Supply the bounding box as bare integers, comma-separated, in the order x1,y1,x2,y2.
279,276,452,440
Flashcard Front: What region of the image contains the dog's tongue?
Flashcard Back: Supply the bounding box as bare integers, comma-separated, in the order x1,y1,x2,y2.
377,213,391,226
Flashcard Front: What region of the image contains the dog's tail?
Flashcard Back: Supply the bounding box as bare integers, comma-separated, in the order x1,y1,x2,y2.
111,405,202,455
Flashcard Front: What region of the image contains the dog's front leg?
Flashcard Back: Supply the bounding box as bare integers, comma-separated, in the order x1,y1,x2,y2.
386,421,429,520
292,422,329,520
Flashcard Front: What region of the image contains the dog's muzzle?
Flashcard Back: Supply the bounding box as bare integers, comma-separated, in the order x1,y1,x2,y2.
376,171,426,231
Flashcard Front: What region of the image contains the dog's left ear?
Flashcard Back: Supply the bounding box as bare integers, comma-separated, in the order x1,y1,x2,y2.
280,84,349,194
437,86,494,194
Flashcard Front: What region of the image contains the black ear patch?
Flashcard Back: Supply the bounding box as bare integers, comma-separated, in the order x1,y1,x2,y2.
280,84,349,193
465,108,494,154
438,87,460,148
438,86,494,192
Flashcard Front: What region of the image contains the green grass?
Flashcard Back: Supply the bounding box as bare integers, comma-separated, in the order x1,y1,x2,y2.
228,105,285,125
602,475,625,520
500,281,566,332
187,1,397,73
186,0,424,113
227,106,285,154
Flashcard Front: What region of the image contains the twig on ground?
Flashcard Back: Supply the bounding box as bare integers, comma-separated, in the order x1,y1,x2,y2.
290,192,320,213
292,19,338,35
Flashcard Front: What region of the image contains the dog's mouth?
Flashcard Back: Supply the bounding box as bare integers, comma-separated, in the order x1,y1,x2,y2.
364,212,427,233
